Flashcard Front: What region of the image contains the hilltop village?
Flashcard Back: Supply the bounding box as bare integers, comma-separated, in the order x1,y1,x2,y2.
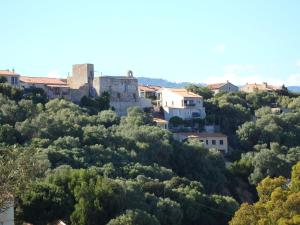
0,63,286,156
1,63,300,225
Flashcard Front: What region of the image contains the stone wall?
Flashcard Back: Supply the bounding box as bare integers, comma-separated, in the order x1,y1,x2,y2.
67,64,94,101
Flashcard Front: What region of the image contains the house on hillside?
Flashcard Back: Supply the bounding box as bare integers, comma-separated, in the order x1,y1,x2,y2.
0,69,20,87
207,81,238,94
174,132,228,154
20,76,71,100
153,117,169,129
157,88,206,121
9,64,151,116
240,82,284,93
138,85,161,99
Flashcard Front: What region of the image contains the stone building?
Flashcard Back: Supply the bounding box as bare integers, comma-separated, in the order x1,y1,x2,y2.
67,63,94,102
240,82,284,93
207,81,239,94
20,76,70,100
4,63,151,115
0,69,20,86
93,70,151,115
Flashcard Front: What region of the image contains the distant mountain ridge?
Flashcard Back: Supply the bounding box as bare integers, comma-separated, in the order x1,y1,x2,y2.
138,77,300,92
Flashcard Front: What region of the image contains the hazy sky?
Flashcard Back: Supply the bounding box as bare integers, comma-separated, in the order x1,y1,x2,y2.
1,0,300,85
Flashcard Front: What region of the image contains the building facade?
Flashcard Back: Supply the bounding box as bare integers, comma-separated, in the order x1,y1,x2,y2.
20,76,71,100
138,85,161,99
207,81,239,94
240,82,284,93
158,88,206,121
0,70,20,87
174,132,228,154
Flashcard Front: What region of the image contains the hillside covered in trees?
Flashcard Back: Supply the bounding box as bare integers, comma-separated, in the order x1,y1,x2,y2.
1,82,300,225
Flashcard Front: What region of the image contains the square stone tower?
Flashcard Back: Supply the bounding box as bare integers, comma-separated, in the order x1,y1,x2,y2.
67,63,95,102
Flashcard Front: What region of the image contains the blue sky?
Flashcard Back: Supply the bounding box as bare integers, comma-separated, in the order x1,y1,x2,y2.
1,0,300,85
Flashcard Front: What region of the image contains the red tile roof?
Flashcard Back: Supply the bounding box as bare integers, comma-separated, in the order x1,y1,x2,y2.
163,88,202,98
139,85,161,92
207,83,226,90
20,76,67,86
0,70,20,76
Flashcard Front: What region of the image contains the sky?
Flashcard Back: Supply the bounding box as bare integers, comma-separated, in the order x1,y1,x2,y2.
1,0,300,85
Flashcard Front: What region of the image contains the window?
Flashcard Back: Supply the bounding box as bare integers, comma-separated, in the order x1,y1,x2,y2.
212,140,216,145
117,93,121,99
11,76,18,85
206,140,208,145
219,140,224,145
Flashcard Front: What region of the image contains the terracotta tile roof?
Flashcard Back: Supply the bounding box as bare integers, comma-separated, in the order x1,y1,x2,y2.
20,76,68,86
177,132,227,138
207,83,226,90
163,88,202,98
0,70,20,76
153,117,168,124
241,83,283,92
139,85,161,92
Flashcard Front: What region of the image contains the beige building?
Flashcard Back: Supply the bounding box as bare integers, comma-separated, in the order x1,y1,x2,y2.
20,76,71,100
138,85,161,99
93,70,151,115
153,117,169,129
158,88,206,121
240,82,284,93
67,63,95,102
174,132,228,154
4,64,152,115
0,70,20,87
207,81,239,94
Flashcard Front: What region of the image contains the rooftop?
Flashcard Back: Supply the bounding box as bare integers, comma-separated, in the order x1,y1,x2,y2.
207,83,226,90
176,132,227,138
139,85,161,92
162,88,202,98
20,76,68,86
153,117,168,124
242,82,283,91
0,69,20,76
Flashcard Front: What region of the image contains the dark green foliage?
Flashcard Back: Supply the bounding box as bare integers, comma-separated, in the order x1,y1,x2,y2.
3,89,300,225
80,91,110,114
23,87,48,104
107,209,161,225
0,76,7,83
186,84,214,99
0,83,23,101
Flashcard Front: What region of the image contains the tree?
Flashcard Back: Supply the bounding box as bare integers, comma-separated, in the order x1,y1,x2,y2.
0,76,7,83
186,84,213,99
107,209,160,225
17,182,68,225
0,147,44,209
230,162,300,225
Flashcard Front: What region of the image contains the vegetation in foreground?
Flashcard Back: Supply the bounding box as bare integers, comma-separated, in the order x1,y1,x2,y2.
0,83,300,225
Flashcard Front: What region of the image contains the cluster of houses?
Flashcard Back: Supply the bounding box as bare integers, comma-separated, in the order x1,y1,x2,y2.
0,64,287,225
0,64,286,157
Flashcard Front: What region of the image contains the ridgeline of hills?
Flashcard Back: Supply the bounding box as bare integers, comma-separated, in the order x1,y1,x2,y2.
138,77,300,92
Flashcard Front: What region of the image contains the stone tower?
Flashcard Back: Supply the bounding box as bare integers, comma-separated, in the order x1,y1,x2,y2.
67,63,95,102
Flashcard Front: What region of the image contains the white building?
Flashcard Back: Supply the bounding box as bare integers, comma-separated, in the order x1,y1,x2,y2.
207,81,239,94
174,132,228,154
0,70,20,87
158,88,206,121
0,200,14,225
